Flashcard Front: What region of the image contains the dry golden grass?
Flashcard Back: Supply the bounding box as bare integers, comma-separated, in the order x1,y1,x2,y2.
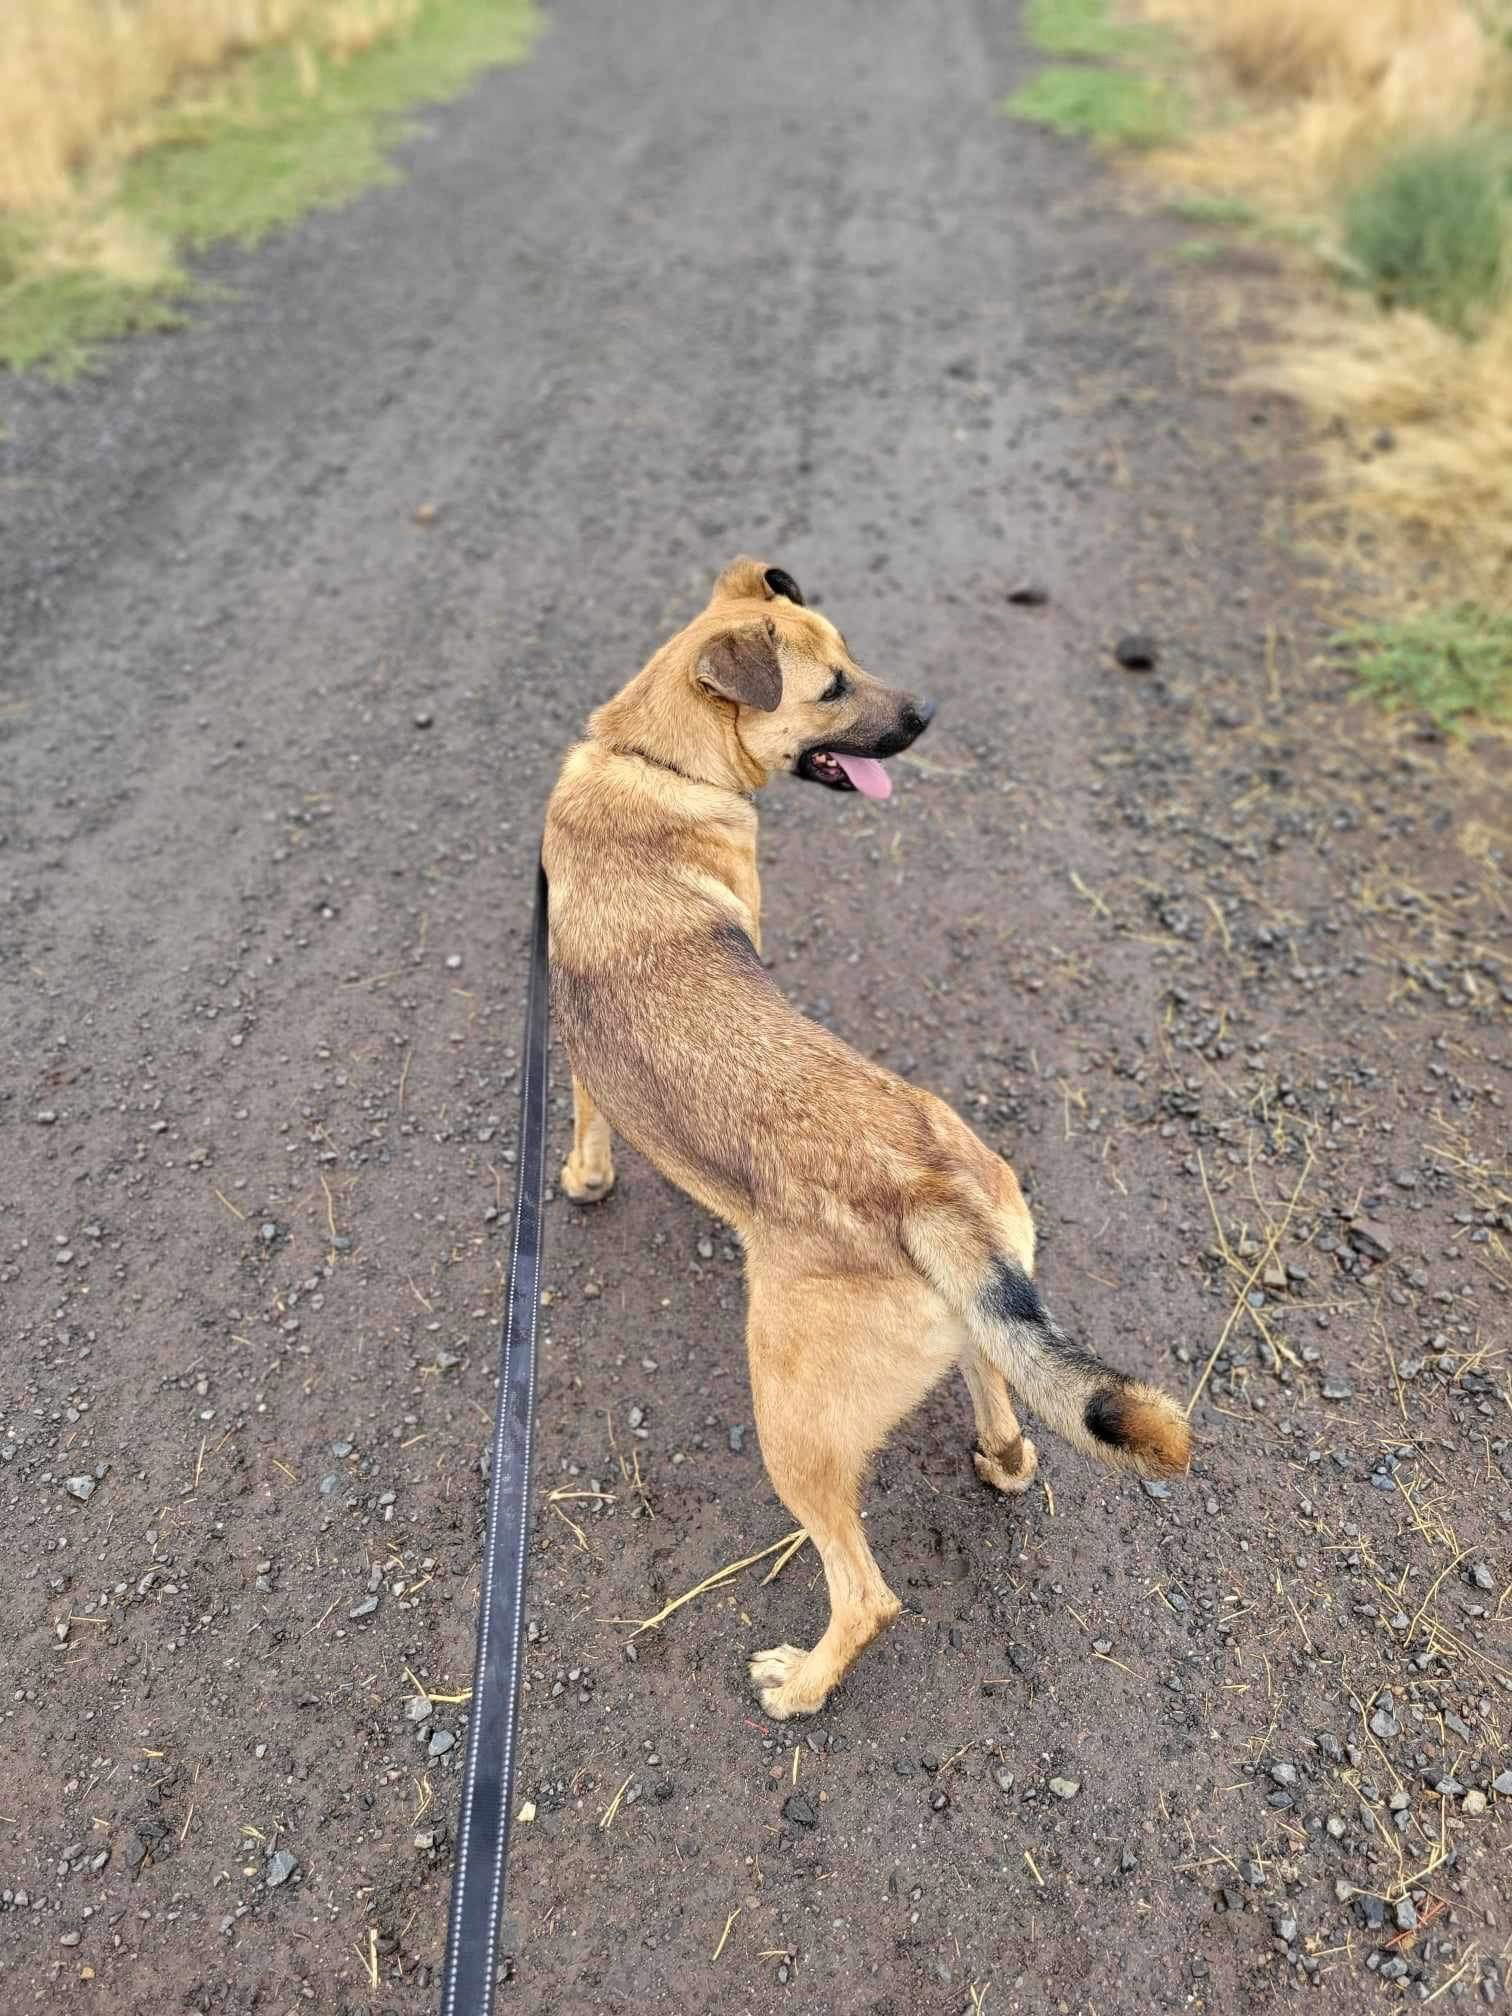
1141,0,1505,205
1252,301,1512,601
1133,0,1512,607
0,1,418,213
1160,0,1489,104
1,0,534,372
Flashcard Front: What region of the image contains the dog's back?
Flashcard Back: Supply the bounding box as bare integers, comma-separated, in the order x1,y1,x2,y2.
546,735,958,1248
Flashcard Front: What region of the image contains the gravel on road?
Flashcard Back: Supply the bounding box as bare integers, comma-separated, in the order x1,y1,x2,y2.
1,1,1507,2010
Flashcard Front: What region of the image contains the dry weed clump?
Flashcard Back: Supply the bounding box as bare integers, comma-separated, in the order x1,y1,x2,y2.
1252,306,1512,602
1137,0,1512,613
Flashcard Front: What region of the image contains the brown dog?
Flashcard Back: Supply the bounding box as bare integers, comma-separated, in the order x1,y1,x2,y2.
543,558,1190,1719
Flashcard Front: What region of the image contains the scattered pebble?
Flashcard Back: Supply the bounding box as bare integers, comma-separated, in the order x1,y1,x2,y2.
1346,1219,1393,1262
1113,633,1158,671
1048,1777,1080,1800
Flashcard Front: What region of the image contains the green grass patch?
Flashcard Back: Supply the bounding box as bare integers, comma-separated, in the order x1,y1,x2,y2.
1021,0,1160,60
1170,236,1225,264
0,0,537,375
0,267,185,377
1162,198,1317,266
1338,605,1512,730
1007,0,1184,150
1166,195,1259,228
1342,137,1508,336
1006,65,1182,149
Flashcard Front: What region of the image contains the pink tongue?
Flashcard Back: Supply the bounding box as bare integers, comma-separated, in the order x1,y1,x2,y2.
832,754,892,800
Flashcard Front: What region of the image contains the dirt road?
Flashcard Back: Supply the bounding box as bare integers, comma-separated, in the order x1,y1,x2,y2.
3,2,1508,2011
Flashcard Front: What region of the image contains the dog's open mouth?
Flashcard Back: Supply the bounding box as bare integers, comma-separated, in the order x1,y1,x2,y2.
797,749,894,800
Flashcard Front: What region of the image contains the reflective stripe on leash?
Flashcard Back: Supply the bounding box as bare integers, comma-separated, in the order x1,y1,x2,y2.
439,858,550,2016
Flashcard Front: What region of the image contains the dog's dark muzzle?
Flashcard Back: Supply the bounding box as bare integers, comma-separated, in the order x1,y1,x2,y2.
854,693,935,758
867,696,936,758
794,696,936,793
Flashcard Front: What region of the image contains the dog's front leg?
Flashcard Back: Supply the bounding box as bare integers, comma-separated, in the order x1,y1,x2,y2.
561,1076,616,1203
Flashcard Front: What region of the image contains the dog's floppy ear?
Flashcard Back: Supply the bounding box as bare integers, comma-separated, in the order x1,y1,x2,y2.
696,621,783,713
710,556,807,608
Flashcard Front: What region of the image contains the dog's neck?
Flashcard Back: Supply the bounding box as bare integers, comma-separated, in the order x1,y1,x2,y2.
588,650,766,799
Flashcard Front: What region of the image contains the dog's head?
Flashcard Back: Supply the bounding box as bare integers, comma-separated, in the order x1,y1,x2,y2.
688,558,934,800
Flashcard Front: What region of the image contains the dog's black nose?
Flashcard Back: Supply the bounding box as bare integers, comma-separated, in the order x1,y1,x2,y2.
903,698,936,738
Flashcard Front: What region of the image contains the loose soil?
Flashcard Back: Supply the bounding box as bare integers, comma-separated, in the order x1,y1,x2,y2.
1,2,1507,2012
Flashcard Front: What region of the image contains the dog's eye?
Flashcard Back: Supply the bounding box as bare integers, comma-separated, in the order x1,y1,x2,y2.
820,669,848,702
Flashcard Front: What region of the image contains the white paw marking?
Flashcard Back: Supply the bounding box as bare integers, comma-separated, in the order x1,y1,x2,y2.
748,1644,819,1720
561,1158,615,1204
973,1435,1040,1496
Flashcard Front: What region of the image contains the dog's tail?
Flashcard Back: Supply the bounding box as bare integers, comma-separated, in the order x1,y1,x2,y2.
904,1202,1191,1477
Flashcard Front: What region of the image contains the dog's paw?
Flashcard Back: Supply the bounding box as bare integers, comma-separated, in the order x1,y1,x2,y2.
560,1156,615,1205
748,1644,825,1721
973,1435,1039,1497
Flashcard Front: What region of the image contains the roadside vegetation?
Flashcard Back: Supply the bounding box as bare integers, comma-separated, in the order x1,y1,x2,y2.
0,0,536,374
1339,605,1512,731
1009,0,1512,729
1007,0,1183,146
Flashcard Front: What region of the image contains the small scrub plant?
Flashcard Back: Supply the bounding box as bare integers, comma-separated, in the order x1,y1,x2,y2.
1342,137,1508,334
1338,605,1512,728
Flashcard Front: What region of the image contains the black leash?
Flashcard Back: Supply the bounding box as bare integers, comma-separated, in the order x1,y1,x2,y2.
439,858,550,2016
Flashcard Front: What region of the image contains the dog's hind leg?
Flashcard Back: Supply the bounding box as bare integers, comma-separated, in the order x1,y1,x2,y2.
561,1076,616,1203
745,1270,957,1719
960,1352,1038,1495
